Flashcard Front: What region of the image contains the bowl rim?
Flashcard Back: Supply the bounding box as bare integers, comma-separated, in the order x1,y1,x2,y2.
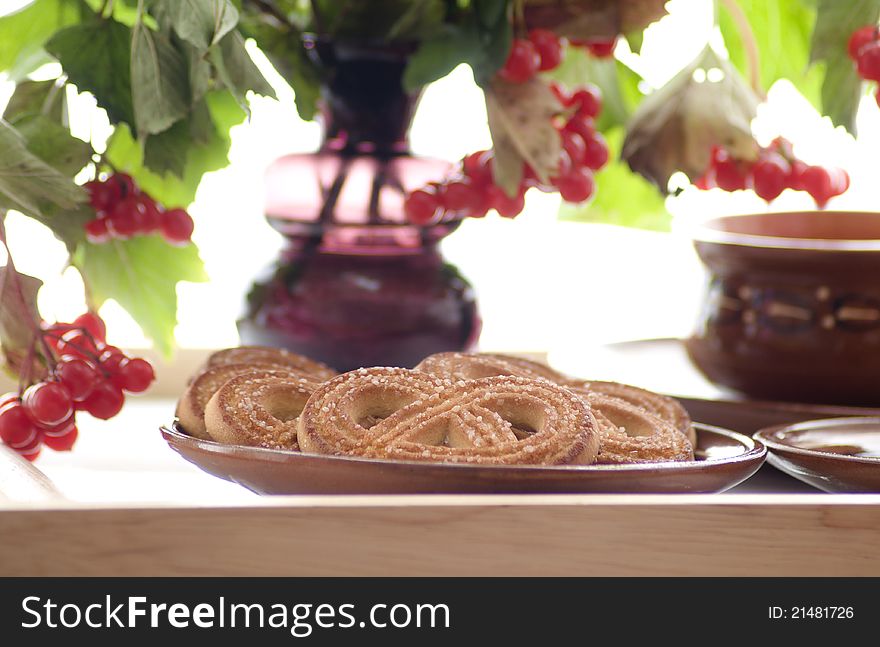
687,210,880,252
754,416,880,465
161,420,766,473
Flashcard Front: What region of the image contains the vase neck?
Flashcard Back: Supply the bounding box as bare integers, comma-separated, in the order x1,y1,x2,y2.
310,39,420,155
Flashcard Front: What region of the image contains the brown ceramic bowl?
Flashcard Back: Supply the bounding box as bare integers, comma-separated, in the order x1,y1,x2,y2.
754,416,880,493
160,422,765,495
686,211,880,406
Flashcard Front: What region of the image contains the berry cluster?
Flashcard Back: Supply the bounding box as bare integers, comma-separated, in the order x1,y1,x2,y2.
0,312,155,461
695,138,849,207
404,29,612,224
404,82,609,224
84,173,195,246
848,24,880,106
498,30,617,83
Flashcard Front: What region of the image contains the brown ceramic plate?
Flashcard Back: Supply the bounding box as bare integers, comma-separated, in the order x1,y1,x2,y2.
755,417,880,493
160,422,765,495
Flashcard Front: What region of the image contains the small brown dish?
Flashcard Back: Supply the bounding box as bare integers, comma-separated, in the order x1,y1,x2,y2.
160,422,765,495
686,210,880,406
754,417,880,493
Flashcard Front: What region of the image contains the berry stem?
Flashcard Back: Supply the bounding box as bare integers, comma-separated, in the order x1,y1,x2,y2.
718,0,765,99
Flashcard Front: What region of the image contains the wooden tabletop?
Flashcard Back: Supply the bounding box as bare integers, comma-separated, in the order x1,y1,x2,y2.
1,345,879,576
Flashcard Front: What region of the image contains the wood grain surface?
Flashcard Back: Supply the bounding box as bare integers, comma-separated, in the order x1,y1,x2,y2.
2,494,879,576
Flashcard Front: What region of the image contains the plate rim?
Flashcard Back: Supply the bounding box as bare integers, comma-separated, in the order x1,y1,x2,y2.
754,416,880,465
160,420,766,475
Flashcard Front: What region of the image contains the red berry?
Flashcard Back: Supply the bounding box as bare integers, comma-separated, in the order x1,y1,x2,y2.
112,173,137,199
138,196,162,233
856,41,880,81
73,312,106,343
571,85,602,119
42,422,78,451
800,165,835,207
713,155,748,191
55,356,99,401
80,380,125,420
583,132,610,170
750,154,790,202
462,151,493,185
556,150,574,178
85,218,111,244
561,130,587,167
487,185,526,218
0,402,39,448
160,208,195,244
550,82,572,107
786,159,808,191
585,38,617,58
849,25,878,60
693,173,713,190
118,357,155,393
106,197,140,239
404,189,440,225
22,382,73,428
98,346,127,376
85,180,115,213
57,330,99,359
556,167,596,203
14,432,42,461
529,29,563,71
464,190,492,218
442,181,482,213
830,168,850,196
563,115,595,142
499,39,541,83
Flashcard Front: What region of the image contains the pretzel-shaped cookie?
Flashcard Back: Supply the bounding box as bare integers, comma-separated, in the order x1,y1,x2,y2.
567,380,695,447
585,393,694,464
205,346,337,383
298,367,599,465
203,369,319,450
418,352,696,455
416,352,565,382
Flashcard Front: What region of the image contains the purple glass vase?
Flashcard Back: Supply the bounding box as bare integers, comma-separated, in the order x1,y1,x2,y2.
237,38,481,371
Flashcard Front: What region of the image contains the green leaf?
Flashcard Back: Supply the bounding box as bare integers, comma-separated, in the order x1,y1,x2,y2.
2,80,67,124
559,128,669,231
105,90,246,208
131,19,192,136
0,264,44,378
0,120,85,217
810,0,880,134
157,0,239,51
403,6,511,90
404,24,481,90
622,47,760,192
718,0,822,106
72,235,208,357
237,10,319,120
142,126,188,178
386,0,445,40
210,30,277,110
46,19,136,129
12,115,92,177
310,0,443,40
0,0,80,80
485,78,561,194
547,48,644,131
28,206,92,255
